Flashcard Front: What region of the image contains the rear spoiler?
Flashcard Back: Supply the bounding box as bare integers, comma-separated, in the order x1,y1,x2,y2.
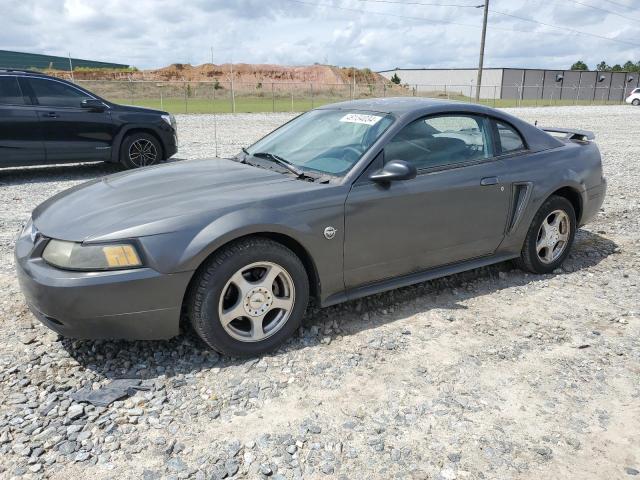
540,127,595,142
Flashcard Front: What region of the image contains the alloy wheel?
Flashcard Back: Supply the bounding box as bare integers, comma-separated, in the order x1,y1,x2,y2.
128,139,158,167
536,209,570,264
218,261,295,342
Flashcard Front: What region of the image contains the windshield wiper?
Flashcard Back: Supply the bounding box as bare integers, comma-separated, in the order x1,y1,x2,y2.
251,152,306,178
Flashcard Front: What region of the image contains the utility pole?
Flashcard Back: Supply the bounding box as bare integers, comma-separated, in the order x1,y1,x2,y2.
475,1,489,102
68,52,74,82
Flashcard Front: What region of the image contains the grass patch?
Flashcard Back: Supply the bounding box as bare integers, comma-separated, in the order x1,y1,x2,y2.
110,95,626,114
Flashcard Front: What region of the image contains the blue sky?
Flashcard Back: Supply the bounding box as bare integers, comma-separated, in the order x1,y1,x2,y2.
1,0,639,70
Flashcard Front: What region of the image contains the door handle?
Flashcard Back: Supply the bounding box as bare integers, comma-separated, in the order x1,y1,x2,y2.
480,177,499,186
43,112,59,118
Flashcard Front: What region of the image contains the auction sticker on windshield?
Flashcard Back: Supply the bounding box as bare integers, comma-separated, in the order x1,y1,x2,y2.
340,113,383,125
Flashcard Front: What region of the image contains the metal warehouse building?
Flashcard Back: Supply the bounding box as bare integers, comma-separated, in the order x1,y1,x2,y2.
0,50,129,71
378,67,639,102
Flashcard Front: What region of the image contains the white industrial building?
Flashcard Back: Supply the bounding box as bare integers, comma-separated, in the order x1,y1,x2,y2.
378,67,639,101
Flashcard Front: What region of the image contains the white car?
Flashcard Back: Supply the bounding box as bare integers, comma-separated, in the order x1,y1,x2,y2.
626,88,640,106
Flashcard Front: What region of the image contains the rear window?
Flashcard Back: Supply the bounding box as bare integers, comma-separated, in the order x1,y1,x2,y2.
0,76,25,105
495,121,526,154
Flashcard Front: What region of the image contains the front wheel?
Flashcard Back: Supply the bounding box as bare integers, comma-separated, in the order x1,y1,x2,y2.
633,99,640,106
119,133,162,169
187,238,309,356
516,195,576,274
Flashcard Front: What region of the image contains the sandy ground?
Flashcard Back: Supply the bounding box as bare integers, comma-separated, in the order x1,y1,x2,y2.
0,106,638,480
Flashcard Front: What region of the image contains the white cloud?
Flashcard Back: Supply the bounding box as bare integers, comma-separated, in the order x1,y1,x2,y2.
1,0,638,70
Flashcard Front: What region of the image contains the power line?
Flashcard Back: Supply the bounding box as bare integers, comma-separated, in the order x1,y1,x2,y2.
353,0,640,47
547,0,640,24
285,0,516,31
355,0,483,7
600,0,636,10
489,8,640,47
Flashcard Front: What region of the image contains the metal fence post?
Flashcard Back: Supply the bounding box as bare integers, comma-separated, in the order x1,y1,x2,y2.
291,85,294,112
184,82,188,114
272,83,275,112
231,80,236,113
493,85,496,107
383,83,386,97
310,83,314,109
212,82,216,113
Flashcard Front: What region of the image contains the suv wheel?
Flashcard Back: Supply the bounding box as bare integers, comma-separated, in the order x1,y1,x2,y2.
188,238,309,356
633,99,640,106
120,133,162,169
516,195,576,274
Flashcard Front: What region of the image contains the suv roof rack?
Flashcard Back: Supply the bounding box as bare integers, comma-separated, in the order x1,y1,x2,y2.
0,69,46,75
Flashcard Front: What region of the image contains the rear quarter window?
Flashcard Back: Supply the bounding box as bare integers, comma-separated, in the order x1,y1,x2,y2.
0,76,25,105
495,121,526,155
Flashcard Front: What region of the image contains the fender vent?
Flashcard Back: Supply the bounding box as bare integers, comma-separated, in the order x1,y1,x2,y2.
508,182,532,234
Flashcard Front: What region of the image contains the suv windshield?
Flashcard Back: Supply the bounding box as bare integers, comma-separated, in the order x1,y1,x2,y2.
245,109,395,176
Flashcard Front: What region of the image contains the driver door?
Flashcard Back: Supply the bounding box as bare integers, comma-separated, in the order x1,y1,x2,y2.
343,114,510,288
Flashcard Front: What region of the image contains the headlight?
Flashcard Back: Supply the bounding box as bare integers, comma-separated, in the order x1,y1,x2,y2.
161,114,176,130
42,240,143,271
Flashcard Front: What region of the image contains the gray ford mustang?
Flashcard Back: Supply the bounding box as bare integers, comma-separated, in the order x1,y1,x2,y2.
16,98,606,356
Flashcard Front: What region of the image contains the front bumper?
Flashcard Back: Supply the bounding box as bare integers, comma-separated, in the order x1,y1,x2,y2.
15,233,192,340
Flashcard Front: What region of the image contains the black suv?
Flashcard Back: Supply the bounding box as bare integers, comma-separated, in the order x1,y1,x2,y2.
0,70,177,169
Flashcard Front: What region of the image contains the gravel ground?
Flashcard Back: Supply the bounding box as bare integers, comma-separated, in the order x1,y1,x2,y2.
0,106,638,480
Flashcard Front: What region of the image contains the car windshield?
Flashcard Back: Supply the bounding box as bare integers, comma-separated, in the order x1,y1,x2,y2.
245,109,395,176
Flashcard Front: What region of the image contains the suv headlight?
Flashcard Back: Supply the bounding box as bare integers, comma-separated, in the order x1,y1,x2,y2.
161,114,176,130
42,240,143,271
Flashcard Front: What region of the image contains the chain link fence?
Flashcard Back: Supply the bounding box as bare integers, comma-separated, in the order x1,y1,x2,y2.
75,80,635,114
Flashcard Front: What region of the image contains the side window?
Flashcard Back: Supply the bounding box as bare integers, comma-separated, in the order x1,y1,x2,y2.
28,78,91,108
495,121,526,154
385,114,489,170
0,76,25,105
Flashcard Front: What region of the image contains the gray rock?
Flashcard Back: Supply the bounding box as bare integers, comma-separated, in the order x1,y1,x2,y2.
225,459,239,476
7,393,28,405
166,457,187,473
58,441,78,455
143,469,162,480
67,404,85,420
626,467,640,476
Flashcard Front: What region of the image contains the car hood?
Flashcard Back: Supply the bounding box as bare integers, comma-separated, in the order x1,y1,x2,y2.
33,158,308,241
112,104,168,115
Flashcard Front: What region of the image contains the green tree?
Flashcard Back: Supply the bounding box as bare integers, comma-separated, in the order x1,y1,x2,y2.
596,61,611,71
390,72,401,84
611,64,623,72
570,60,588,71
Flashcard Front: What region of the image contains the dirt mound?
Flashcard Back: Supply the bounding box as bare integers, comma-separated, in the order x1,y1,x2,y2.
43,63,388,85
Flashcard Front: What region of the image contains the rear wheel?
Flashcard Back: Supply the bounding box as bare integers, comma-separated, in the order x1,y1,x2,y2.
120,133,162,169
516,196,576,274
187,238,309,356
633,99,640,106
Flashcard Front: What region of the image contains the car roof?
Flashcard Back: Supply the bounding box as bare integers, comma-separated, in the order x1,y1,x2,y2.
317,97,476,114
320,96,563,152
0,69,47,76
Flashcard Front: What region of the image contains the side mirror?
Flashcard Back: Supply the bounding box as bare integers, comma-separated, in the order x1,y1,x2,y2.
81,99,106,111
369,160,417,183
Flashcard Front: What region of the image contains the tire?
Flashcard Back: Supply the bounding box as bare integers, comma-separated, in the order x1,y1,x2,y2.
119,132,162,169
516,195,576,274
187,237,309,356
633,99,640,106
